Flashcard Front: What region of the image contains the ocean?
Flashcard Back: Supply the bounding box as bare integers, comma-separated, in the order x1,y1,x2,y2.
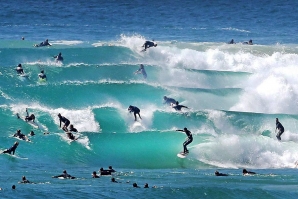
1,0,298,198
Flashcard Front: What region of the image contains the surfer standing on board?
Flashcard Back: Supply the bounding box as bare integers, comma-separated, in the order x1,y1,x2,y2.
58,113,70,132
176,127,193,154
134,64,147,79
276,118,284,141
38,70,47,80
163,96,177,106
128,105,142,121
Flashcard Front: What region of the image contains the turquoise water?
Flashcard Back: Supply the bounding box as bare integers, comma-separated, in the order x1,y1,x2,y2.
1,1,298,198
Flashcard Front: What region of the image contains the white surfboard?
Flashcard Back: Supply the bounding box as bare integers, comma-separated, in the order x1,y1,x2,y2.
177,152,189,158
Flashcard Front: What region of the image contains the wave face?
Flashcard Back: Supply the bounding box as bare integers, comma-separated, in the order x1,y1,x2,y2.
1,37,298,170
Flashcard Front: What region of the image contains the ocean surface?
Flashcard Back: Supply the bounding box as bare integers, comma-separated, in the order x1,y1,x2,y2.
1,0,298,198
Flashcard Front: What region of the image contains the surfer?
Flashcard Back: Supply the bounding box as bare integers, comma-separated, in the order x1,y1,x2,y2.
38,70,47,80
69,124,78,132
142,40,157,51
52,170,75,179
13,129,28,141
111,178,118,183
53,52,63,62
276,118,284,141
243,169,256,175
99,168,112,175
128,105,142,121
163,96,177,106
16,64,24,74
58,113,70,132
108,166,116,172
92,171,100,178
2,141,19,155
228,39,235,44
176,127,193,154
215,171,228,176
19,176,30,184
144,183,149,188
172,101,189,111
25,108,35,123
133,183,140,188
243,39,253,45
134,64,147,79
29,131,35,136
36,39,51,47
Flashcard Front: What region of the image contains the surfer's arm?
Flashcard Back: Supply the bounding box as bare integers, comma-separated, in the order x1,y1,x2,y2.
176,129,184,132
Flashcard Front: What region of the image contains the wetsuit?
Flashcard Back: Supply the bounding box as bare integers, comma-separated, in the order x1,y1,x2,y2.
13,132,26,140
38,73,47,79
16,66,24,74
128,106,142,121
59,115,70,129
69,126,78,133
163,97,177,105
143,41,156,50
3,143,19,155
183,129,193,153
25,114,35,122
53,173,75,179
54,54,63,61
172,104,188,111
276,121,284,139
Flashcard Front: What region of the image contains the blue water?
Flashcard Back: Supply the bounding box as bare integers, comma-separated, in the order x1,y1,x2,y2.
1,0,298,198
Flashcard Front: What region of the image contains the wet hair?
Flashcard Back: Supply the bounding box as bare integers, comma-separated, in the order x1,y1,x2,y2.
63,170,67,173
163,96,167,100
184,127,187,131
22,176,26,180
92,171,97,175
41,70,44,73
18,64,22,67
144,183,149,188
111,177,116,182
133,183,138,187
12,185,16,189
109,166,112,169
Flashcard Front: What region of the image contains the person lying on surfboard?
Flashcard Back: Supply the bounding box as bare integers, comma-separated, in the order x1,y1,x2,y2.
16,64,24,75
13,129,28,141
35,39,52,47
52,170,75,179
2,141,19,155
176,127,193,154
163,96,177,106
172,101,188,111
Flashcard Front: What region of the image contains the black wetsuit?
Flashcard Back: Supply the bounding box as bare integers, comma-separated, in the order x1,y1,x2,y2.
16,67,24,74
13,132,26,140
173,104,188,111
59,116,70,128
276,121,284,138
143,41,155,50
38,73,47,79
183,129,193,153
163,97,177,105
3,143,19,155
53,173,75,179
69,127,78,132
55,54,63,61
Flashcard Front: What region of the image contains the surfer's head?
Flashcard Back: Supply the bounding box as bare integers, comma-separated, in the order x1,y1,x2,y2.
63,170,67,174
18,64,22,67
184,127,187,131
163,96,167,100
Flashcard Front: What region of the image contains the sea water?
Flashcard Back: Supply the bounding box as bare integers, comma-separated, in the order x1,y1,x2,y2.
1,0,298,198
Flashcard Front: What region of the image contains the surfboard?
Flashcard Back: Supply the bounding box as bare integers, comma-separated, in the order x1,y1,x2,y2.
0,150,28,159
16,113,45,130
19,73,29,77
177,151,189,158
12,135,31,142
